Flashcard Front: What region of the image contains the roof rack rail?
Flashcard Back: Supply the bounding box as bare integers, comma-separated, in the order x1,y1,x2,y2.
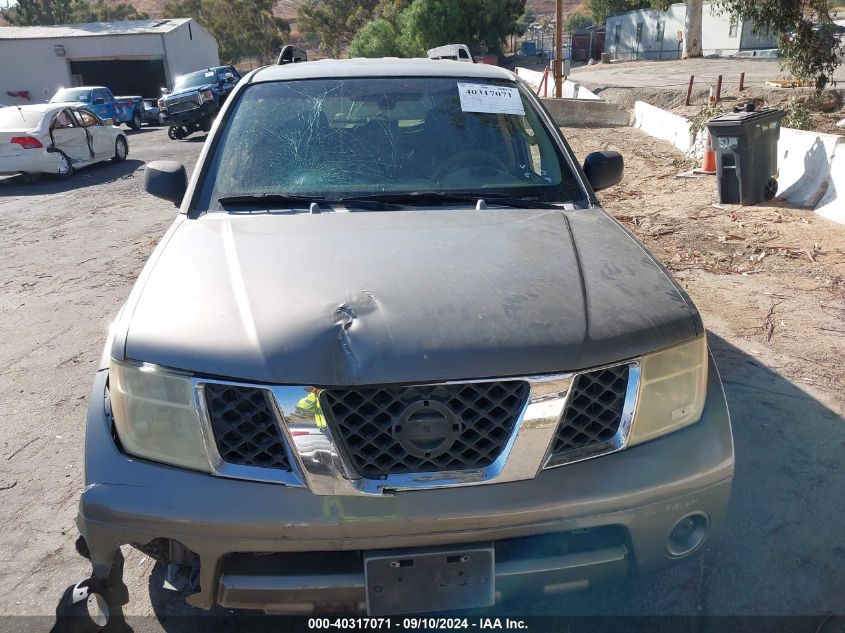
277,45,307,65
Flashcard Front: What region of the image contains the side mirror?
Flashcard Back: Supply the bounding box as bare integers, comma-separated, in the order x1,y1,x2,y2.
93,97,105,105
583,151,624,192
144,160,187,206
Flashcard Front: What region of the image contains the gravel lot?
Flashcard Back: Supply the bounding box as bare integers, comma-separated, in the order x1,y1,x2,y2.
0,125,842,632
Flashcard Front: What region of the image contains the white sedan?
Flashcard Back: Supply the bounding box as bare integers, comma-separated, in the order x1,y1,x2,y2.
0,103,128,179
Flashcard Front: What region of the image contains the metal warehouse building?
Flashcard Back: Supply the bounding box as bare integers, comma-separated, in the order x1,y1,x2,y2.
0,18,219,104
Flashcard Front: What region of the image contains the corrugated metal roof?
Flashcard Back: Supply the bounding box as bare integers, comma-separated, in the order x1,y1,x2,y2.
0,18,192,40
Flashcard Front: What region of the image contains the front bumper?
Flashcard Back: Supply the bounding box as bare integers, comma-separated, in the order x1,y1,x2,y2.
78,357,734,613
160,101,216,126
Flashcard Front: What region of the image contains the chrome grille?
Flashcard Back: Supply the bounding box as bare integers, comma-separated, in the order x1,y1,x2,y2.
204,383,291,471
165,93,200,114
321,381,530,478
551,364,629,457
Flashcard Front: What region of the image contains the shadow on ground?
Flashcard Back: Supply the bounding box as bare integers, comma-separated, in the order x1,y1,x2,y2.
0,159,144,196
81,333,842,632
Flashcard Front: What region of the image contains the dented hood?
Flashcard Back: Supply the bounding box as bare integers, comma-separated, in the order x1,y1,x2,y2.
123,208,700,385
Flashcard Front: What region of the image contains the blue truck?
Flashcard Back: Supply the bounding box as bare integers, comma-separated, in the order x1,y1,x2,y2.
49,86,144,130
158,65,240,140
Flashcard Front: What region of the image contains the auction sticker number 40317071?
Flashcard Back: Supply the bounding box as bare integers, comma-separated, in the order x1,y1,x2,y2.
457,83,526,116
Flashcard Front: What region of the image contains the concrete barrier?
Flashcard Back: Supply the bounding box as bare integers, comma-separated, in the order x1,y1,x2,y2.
633,101,702,157
563,80,599,100
813,148,845,224
630,100,845,223
541,98,630,127
776,128,842,209
515,67,599,99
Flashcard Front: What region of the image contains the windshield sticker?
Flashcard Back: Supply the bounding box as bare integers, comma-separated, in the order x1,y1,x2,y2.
457,83,525,116
205,72,214,77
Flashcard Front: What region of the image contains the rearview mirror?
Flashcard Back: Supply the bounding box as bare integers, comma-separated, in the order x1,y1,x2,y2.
144,161,187,206
583,151,624,192
93,97,105,105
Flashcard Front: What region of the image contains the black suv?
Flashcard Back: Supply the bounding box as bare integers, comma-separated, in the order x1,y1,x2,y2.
159,65,240,139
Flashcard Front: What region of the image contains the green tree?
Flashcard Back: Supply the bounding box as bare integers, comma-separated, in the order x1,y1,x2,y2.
565,11,593,31
398,0,526,56
297,0,381,57
714,0,841,90
71,0,149,22
587,0,649,24
348,17,402,56
1,0,148,25
164,0,289,64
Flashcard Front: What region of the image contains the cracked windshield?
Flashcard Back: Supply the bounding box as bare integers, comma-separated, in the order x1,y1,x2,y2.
201,77,583,208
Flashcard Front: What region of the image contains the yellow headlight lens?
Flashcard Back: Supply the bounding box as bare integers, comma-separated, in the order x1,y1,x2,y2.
628,336,708,446
110,361,210,472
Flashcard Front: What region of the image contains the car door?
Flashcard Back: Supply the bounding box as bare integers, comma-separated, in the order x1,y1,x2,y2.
49,108,90,163
75,108,112,158
90,89,111,121
217,67,239,101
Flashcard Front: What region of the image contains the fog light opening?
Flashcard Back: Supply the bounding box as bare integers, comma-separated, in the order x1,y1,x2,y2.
667,512,709,557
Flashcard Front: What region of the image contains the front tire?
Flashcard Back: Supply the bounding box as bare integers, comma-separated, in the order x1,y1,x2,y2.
55,151,74,179
112,136,128,162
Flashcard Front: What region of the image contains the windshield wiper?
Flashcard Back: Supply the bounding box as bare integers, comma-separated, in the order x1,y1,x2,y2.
218,193,326,209
337,191,559,209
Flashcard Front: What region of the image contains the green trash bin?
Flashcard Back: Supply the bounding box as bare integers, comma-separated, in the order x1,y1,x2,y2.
706,108,785,205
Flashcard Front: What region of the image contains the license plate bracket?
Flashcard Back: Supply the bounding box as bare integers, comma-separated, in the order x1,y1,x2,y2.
364,544,495,616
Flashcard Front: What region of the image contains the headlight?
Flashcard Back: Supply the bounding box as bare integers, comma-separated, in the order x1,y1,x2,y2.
628,336,708,445
200,90,213,102
109,360,210,472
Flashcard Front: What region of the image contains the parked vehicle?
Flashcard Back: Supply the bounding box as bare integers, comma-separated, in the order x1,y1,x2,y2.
66,59,733,627
139,99,161,126
0,103,127,179
158,65,240,140
50,87,143,130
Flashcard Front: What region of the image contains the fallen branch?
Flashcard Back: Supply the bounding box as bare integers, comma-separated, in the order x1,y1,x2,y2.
6,437,39,461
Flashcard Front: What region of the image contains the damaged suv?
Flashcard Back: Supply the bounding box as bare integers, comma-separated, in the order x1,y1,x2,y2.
71,59,733,624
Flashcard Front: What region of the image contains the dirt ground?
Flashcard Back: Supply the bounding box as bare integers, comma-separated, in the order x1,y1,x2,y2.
570,58,845,133
0,125,843,631
564,126,845,407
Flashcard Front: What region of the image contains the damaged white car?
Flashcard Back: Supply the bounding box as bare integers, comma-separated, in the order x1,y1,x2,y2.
0,103,127,179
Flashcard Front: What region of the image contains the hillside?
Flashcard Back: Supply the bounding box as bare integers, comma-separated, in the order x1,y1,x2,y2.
100,0,590,27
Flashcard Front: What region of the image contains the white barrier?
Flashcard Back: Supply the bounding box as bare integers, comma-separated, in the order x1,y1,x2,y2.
633,101,703,158
514,67,599,100
776,128,842,208
631,101,845,224
814,148,845,224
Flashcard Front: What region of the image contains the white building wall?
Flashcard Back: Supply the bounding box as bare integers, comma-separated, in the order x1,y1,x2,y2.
701,4,741,55
605,2,776,60
0,20,218,105
161,20,219,87
605,5,686,61
0,38,71,103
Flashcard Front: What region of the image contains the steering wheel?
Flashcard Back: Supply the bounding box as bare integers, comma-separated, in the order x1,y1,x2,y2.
432,150,511,184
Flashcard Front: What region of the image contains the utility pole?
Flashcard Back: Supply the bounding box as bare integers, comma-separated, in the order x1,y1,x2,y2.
554,0,563,97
